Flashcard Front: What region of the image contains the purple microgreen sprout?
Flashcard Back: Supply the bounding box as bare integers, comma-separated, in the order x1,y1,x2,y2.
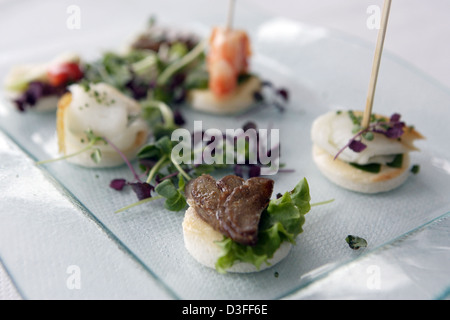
129,182,154,200
250,81,289,113
110,179,127,191
334,112,406,161
173,109,186,125
248,165,261,178
277,88,289,102
102,136,142,182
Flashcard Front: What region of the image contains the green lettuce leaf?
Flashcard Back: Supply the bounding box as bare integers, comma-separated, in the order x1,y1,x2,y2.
154,175,187,212
215,178,311,273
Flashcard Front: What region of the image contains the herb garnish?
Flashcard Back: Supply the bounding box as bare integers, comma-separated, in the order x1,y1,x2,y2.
154,176,187,212
141,100,180,140
113,121,287,213
334,111,406,160
110,178,127,191
411,164,420,174
345,235,368,250
253,80,290,112
82,39,205,106
36,130,106,165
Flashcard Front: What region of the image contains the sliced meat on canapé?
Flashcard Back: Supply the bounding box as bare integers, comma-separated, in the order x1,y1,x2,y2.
185,174,222,232
185,174,274,246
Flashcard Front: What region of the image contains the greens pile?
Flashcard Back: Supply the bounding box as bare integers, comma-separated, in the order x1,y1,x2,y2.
82,41,206,106
113,120,282,213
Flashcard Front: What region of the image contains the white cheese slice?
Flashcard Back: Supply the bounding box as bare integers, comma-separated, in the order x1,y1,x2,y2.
311,111,409,165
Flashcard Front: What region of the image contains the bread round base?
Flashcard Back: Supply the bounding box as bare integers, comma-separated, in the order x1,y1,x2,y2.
312,145,411,194
182,206,291,273
187,76,261,115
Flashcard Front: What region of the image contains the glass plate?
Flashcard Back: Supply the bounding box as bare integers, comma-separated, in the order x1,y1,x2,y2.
0,0,449,299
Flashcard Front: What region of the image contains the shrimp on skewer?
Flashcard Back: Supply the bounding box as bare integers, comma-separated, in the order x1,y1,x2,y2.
188,26,261,115
207,27,251,99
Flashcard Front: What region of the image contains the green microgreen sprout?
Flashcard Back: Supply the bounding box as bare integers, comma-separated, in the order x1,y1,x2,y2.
36,130,106,166
156,40,206,86
411,164,420,174
345,235,368,250
114,135,192,214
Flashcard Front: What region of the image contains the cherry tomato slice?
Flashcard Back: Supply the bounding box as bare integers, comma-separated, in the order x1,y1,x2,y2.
47,62,83,87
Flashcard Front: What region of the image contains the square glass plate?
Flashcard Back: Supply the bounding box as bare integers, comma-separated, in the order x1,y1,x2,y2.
0,0,449,299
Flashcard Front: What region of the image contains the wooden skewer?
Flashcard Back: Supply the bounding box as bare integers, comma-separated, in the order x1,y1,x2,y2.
226,0,236,30
362,0,392,129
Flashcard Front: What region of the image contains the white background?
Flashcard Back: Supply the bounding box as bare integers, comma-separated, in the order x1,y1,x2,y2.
248,0,450,90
